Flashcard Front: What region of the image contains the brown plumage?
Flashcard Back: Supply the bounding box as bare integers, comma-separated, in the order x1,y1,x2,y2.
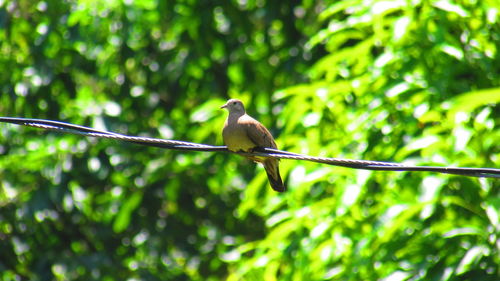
221,99,285,192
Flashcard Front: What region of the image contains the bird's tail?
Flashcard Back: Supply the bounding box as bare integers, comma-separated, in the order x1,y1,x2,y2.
263,159,286,192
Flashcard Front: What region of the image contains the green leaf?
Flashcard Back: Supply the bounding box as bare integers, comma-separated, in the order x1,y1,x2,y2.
113,192,143,233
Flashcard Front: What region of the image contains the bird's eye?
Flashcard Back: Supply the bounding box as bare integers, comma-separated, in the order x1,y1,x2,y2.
232,102,237,105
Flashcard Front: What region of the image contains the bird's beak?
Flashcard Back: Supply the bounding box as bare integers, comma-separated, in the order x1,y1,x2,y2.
220,103,228,109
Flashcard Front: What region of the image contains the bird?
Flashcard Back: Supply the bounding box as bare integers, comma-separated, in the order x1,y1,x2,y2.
221,98,285,192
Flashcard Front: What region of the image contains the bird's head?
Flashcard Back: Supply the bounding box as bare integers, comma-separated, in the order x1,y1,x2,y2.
221,99,245,114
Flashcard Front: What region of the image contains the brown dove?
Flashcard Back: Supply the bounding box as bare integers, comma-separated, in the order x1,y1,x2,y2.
221,99,285,192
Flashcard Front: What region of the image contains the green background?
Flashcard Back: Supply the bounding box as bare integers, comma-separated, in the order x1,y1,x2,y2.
0,0,499,280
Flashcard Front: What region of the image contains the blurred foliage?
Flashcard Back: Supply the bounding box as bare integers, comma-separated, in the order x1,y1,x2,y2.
0,0,498,280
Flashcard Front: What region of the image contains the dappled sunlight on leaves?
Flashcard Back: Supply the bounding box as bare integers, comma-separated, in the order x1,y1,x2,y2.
0,0,499,280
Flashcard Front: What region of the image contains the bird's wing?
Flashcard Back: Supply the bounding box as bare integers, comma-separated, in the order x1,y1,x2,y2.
240,115,277,149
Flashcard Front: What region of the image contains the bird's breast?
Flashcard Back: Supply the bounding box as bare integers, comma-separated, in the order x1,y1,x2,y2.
222,123,256,152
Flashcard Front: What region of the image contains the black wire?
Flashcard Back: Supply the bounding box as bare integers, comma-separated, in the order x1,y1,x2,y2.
1,117,499,178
